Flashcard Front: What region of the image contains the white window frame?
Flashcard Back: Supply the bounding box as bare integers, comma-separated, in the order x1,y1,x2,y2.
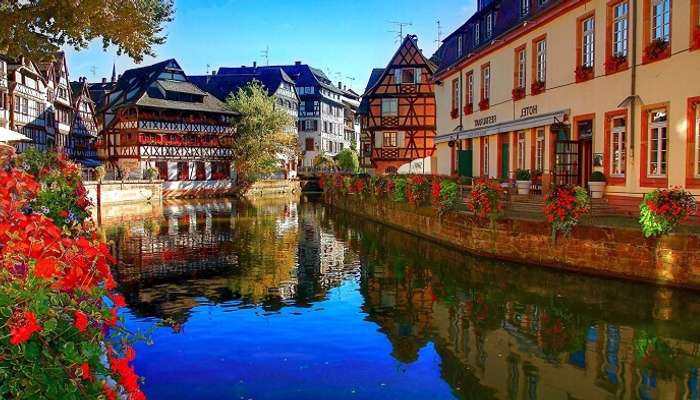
483,138,490,176
536,39,547,83
381,98,398,117
383,131,398,148
517,48,527,89
610,117,626,177
613,2,629,57
485,13,493,39
651,0,671,42
521,0,530,17
647,109,668,177
582,17,595,68
482,66,491,101
474,24,480,46
536,129,545,172
451,79,460,111
466,73,474,105
517,131,526,170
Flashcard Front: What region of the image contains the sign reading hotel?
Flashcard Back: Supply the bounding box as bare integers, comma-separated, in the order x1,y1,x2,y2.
520,105,538,118
474,115,497,128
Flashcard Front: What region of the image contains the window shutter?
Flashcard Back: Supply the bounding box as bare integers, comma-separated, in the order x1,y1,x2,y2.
415,68,422,83
375,132,383,148
395,69,401,84
397,132,405,148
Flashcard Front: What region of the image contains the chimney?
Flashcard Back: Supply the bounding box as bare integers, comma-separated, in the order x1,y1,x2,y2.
253,61,257,68
117,74,122,80
101,78,107,84
338,81,342,89
294,61,301,66
211,70,216,76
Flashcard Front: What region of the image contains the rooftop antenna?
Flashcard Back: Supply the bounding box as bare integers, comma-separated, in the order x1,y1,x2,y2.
89,65,97,80
435,20,443,45
260,46,270,66
388,21,413,44
206,64,211,74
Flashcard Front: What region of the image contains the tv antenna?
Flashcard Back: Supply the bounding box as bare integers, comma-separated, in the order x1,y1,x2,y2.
89,65,97,80
260,46,270,66
436,20,443,45
388,21,412,43
206,64,211,74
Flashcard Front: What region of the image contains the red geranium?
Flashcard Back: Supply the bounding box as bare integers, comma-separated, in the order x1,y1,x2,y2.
9,310,42,345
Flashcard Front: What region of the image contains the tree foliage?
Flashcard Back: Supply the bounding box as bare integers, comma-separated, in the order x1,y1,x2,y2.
334,148,360,173
226,80,297,184
0,0,174,62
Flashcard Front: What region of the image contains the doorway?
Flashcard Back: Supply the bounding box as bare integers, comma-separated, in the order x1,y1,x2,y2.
577,119,593,186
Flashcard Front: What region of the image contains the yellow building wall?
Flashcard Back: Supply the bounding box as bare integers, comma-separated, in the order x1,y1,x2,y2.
434,0,700,197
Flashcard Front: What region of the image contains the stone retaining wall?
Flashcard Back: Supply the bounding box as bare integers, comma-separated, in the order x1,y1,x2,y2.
326,194,700,290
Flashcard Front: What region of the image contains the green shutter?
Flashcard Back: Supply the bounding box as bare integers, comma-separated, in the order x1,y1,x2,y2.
458,150,473,177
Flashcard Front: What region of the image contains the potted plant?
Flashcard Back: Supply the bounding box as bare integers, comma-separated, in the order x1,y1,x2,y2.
588,171,607,199
515,169,531,195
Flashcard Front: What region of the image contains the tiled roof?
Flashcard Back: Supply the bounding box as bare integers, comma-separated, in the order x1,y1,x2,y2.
190,68,295,101
357,68,384,115
157,80,207,96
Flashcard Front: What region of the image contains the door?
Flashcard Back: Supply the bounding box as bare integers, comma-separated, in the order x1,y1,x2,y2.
458,150,473,177
501,143,509,180
554,140,580,186
579,138,592,186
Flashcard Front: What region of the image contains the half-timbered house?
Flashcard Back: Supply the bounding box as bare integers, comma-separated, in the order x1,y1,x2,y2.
0,58,8,129
358,35,437,174
38,52,73,154
69,78,100,169
96,59,238,197
7,58,52,153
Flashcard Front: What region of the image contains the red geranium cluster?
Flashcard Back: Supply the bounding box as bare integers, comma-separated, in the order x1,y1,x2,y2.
431,179,441,205
406,175,429,207
640,187,697,237
0,153,145,398
544,185,590,237
351,176,366,195
469,178,503,223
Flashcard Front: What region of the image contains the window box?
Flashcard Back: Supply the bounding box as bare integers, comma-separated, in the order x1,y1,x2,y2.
642,38,670,63
574,65,594,83
463,103,474,115
604,55,628,74
693,26,700,50
451,109,459,119
531,80,546,95
478,98,490,111
512,87,526,101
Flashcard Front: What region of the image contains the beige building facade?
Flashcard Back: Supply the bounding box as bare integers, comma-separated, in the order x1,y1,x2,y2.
432,0,700,206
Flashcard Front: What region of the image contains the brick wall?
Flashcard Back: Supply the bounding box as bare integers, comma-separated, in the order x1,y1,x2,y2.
326,194,700,290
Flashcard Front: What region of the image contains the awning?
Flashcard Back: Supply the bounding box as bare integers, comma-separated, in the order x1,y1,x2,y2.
435,109,569,144
0,127,32,143
77,159,102,168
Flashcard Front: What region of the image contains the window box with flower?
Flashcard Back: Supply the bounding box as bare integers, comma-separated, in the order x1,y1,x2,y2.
463,103,474,115
451,108,459,119
574,65,594,83
531,80,546,95
512,87,526,101
604,54,628,74
643,38,671,64
693,26,700,51
478,98,490,111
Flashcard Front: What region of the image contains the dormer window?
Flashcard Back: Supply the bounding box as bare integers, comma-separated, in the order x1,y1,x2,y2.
474,23,480,46
485,13,493,39
521,0,530,17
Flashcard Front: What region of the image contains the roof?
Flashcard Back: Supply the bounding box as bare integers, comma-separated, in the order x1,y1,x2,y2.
190,68,296,102
87,82,116,111
357,68,384,115
156,80,207,96
217,62,343,94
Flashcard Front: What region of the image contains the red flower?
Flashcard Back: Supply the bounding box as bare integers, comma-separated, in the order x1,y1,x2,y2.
9,311,42,345
74,311,89,332
34,257,59,279
58,210,69,218
80,362,91,380
111,293,127,308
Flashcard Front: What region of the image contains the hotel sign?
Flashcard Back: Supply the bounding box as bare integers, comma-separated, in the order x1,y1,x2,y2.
520,105,538,118
474,115,497,128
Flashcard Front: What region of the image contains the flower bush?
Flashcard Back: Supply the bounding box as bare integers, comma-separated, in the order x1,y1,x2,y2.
643,38,670,63
544,185,591,238
392,176,408,203
639,188,697,237
370,176,386,198
406,175,430,207
531,80,546,95
463,103,474,115
604,54,627,74
512,87,526,101
478,98,490,111
574,65,594,82
436,179,459,217
0,152,145,399
469,178,503,224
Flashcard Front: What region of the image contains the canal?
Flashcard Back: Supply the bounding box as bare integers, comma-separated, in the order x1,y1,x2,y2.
106,196,700,400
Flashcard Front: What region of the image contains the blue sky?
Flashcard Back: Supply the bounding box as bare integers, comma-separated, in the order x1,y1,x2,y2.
65,0,475,93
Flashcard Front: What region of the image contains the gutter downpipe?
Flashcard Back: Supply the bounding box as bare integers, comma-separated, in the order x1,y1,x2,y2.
629,0,638,160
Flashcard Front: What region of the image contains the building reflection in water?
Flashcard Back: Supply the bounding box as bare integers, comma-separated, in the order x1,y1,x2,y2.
107,197,700,400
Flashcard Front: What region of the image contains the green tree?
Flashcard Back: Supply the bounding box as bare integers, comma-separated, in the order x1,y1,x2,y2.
226,80,297,185
0,0,174,62
335,148,360,173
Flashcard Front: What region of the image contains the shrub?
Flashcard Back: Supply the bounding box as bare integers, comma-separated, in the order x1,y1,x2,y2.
515,169,531,181
437,180,459,216
589,171,607,182
392,176,408,203
544,185,591,239
0,154,145,399
406,175,430,207
370,176,386,198
639,188,697,237
469,178,504,224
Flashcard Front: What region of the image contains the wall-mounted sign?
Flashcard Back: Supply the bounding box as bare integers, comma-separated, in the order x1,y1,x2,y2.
520,105,538,118
474,115,497,128
593,153,603,167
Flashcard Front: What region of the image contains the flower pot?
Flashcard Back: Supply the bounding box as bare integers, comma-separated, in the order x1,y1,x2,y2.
516,180,530,195
588,181,606,199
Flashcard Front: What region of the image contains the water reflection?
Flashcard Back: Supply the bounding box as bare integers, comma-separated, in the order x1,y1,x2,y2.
108,197,700,400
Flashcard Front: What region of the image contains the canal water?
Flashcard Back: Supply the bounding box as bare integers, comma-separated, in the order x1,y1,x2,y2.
107,196,700,400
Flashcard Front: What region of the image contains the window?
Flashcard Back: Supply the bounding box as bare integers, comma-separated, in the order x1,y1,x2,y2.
397,68,421,84
155,161,169,181
466,71,474,106
483,138,489,176
581,16,595,68
305,138,314,151
536,129,545,172
381,98,398,116
481,64,490,101
535,38,547,83
485,13,493,39
383,132,397,148
516,47,526,89
13,96,20,113
451,79,460,113
648,110,668,177
195,162,206,181
177,162,190,181
517,131,526,170
611,117,626,176
651,0,671,42
474,23,480,46
612,2,629,57
521,0,530,17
